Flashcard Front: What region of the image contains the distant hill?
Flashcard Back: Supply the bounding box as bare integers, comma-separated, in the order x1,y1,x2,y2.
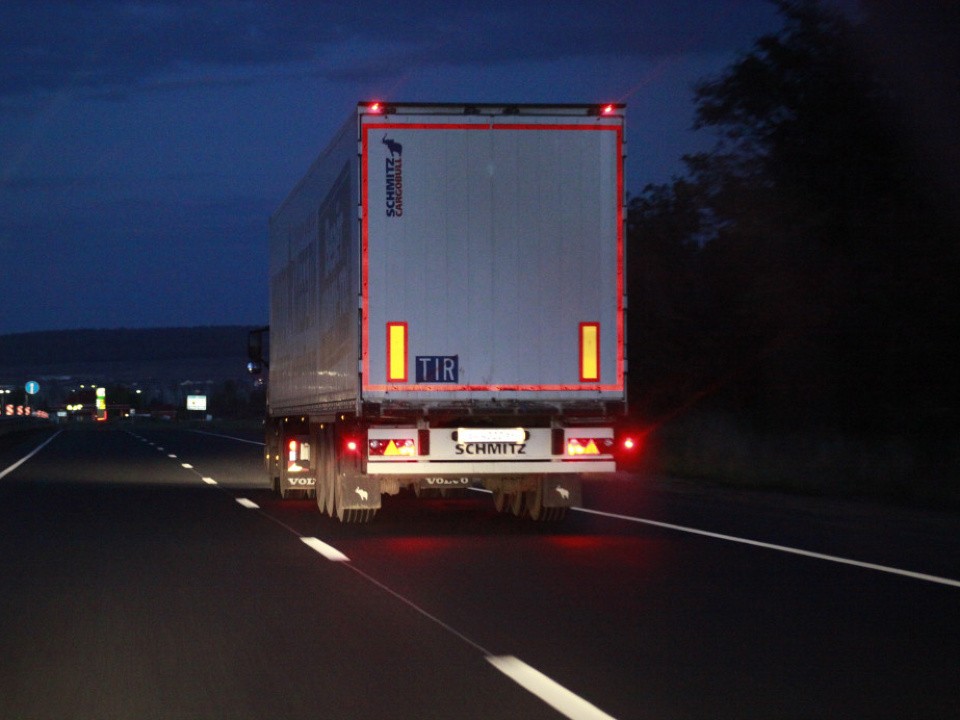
0,326,259,384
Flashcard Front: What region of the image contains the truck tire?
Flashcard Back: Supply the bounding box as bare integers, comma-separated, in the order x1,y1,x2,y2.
319,431,336,516
277,468,292,499
509,490,525,517
265,419,282,493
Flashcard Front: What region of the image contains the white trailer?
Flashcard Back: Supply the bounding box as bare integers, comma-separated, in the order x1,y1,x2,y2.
252,102,630,522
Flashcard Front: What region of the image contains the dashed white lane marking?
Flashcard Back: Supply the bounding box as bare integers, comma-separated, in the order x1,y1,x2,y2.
487,656,616,720
181,463,193,469
126,431,614,718
295,541,618,718
0,431,62,480
125,431,608,714
574,507,960,589
301,536,350,562
167,453,177,458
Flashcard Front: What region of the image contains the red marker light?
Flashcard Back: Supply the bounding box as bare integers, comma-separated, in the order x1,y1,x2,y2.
601,104,615,115
345,439,359,453
623,437,636,450
368,102,383,114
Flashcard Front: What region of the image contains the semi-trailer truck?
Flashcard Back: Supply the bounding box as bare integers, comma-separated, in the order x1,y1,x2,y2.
249,102,631,522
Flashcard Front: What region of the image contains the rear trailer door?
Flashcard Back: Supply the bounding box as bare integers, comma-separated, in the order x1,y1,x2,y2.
361,107,624,402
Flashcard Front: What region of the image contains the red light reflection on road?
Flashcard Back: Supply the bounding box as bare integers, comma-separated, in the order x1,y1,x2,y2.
548,535,608,551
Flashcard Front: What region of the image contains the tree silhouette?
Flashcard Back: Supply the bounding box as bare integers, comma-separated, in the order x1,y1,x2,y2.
629,0,960,442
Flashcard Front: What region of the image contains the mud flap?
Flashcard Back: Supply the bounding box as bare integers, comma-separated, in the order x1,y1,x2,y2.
541,476,582,508
337,474,381,510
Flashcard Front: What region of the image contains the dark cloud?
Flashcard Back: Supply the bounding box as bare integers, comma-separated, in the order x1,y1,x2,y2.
0,170,217,192
0,0,791,333
1,0,775,98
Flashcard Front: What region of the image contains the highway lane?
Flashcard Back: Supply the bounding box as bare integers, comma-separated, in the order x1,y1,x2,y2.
0,426,560,720
1,423,959,719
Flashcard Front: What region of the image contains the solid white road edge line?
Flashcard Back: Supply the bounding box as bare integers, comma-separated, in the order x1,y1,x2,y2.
0,430,62,480
236,498,259,509
486,656,617,720
186,429,264,446
301,536,350,562
574,507,960,589
469,487,959,588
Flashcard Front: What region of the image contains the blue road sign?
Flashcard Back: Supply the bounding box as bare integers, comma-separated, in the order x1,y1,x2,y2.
25,381,39,395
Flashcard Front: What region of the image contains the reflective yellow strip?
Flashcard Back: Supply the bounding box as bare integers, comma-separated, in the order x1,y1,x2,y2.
387,322,407,382
580,323,599,381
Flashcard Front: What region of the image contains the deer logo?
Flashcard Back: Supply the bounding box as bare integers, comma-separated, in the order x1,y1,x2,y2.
555,485,570,501
355,486,369,502
382,135,402,157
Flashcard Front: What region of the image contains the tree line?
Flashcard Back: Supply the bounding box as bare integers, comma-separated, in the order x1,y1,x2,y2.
625,1,959,498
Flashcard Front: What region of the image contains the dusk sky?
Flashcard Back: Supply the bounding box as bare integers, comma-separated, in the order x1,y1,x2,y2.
0,0,797,334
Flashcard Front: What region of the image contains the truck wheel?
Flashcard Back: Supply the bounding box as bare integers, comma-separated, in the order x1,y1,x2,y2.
322,474,335,516
414,484,447,498
315,475,327,513
509,491,525,517
265,420,281,489
322,432,336,515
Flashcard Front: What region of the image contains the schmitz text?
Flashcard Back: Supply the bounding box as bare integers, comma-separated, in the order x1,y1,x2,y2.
454,442,527,456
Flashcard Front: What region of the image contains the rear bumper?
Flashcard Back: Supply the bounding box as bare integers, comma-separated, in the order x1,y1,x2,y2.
366,459,615,475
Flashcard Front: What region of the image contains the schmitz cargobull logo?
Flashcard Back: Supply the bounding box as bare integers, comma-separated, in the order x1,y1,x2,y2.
383,134,403,217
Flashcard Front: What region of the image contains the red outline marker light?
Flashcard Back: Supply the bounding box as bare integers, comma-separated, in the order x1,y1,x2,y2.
368,102,383,114
601,104,615,115
345,439,359,453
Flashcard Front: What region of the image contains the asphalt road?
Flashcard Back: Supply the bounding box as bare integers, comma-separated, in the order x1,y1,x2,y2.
1,423,958,719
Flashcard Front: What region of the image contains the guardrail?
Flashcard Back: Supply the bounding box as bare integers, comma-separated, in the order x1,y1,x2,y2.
0,417,52,437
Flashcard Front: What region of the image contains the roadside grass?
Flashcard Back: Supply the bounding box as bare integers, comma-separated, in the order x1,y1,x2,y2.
645,412,960,510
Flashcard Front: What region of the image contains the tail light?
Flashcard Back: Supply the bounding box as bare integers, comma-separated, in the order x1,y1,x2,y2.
368,438,417,457
614,428,647,467
286,437,311,472
566,437,614,456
